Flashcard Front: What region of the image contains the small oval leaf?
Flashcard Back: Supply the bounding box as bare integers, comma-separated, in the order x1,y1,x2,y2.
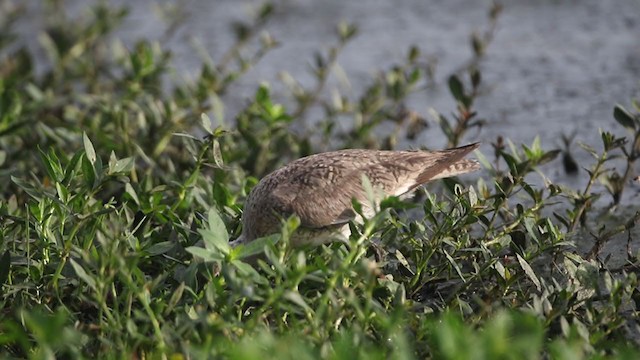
613,105,636,131
83,132,97,164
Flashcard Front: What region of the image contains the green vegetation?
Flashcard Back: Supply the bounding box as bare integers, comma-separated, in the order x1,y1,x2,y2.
1,1,639,359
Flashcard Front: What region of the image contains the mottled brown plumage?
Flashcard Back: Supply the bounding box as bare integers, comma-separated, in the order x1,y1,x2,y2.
232,143,480,247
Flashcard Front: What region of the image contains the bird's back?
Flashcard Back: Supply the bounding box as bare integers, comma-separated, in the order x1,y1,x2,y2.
238,143,480,245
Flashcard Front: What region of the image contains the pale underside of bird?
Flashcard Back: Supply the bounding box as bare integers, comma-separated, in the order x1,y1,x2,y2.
230,142,481,248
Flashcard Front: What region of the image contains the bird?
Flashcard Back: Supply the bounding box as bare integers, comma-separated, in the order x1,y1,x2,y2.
231,142,481,248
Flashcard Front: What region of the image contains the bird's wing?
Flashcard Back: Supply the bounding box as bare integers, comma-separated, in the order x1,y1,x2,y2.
270,143,480,229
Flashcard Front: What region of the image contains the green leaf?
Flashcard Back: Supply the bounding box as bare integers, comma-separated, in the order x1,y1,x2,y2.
39,147,64,182
25,82,44,101
284,290,313,313
172,132,199,140
337,21,358,42
470,68,481,89
55,182,69,203
62,150,83,184
207,208,228,242
212,139,224,168
184,168,200,188
524,216,539,243
165,282,185,315
70,259,96,291
211,95,225,126
361,173,377,209
395,249,414,275
282,215,301,242
516,254,541,291
467,185,478,207
198,229,231,255
81,154,96,188
408,46,420,62
232,260,264,281
234,234,281,260
493,260,507,280
538,149,560,165
108,156,134,174
472,33,484,57
201,113,213,135
380,196,415,211
501,152,519,176
613,105,636,131
256,84,270,104
145,241,175,256
83,132,97,164
438,114,453,140
20,308,83,348
125,183,140,205
186,246,223,262
198,208,230,254
449,75,465,103
11,176,43,200
443,249,465,282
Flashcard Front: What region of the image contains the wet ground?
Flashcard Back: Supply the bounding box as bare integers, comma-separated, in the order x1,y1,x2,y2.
13,0,640,263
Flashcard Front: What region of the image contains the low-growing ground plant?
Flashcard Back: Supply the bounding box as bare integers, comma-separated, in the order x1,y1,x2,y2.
0,1,639,359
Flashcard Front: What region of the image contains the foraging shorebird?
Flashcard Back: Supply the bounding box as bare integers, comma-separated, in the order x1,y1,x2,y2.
231,143,480,247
